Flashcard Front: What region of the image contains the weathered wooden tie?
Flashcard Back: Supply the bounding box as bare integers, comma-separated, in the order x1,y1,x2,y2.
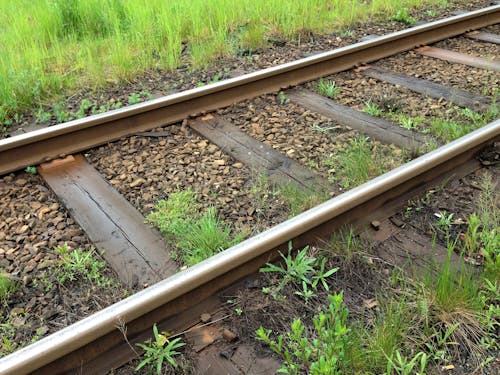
416,46,500,72
189,114,330,192
38,155,176,288
465,30,500,44
287,89,432,152
358,65,492,111
366,218,464,273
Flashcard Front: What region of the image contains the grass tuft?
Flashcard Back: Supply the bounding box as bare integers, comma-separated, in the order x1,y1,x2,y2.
317,78,341,99
54,244,111,287
0,273,17,305
323,135,405,189
147,190,245,266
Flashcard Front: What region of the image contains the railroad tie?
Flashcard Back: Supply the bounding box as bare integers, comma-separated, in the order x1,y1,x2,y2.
38,154,177,288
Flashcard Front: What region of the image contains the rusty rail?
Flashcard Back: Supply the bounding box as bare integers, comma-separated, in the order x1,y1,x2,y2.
0,4,498,176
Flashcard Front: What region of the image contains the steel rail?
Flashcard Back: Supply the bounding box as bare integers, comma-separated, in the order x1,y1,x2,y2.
1,120,498,374
0,5,499,176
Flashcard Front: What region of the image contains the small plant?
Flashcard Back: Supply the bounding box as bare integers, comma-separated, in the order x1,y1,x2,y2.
389,113,426,132
324,135,395,189
128,92,142,105
140,89,154,100
0,273,16,305
54,244,111,286
278,91,289,105
420,246,488,359
339,29,353,37
136,324,185,374
392,8,417,25
363,101,383,116
256,292,349,374
426,9,438,17
75,98,95,119
148,190,245,266
326,227,362,263
317,78,340,99
24,166,37,175
462,213,481,256
433,210,454,236
260,244,338,301
384,351,428,375
35,108,52,123
176,207,245,266
311,123,339,132
52,103,72,123
277,184,328,217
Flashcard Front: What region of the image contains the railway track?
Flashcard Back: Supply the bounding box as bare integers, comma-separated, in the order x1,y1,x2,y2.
0,5,499,374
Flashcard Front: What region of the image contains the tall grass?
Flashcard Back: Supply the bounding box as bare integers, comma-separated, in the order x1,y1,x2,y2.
1,0,451,123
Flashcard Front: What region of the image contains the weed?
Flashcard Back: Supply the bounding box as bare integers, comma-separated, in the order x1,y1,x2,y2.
256,292,349,374
277,184,328,217
392,8,417,25
339,29,353,37
429,104,498,142
326,226,363,263
260,244,338,301
317,78,340,99
278,91,289,105
389,113,426,132
461,173,499,276
477,173,499,233
311,123,339,133
433,210,454,238
0,318,16,356
136,324,185,374
24,166,37,175
177,207,245,266
323,135,401,189
35,108,52,123
348,298,412,373
148,190,244,266
426,9,438,17
128,92,141,105
418,246,489,359
363,101,384,116
54,244,111,286
385,351,428,375
0,273,16,305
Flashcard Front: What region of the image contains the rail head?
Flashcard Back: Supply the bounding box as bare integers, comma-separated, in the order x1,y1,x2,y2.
0,4,498,175
1,120,498,375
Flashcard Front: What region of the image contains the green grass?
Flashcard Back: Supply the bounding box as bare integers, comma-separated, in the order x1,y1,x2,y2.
54,244,112,287
390,104,498,143
136,324,186,374
323,135,406,189
317,78,341,99
147,190,245,266
325,226,364,263
257,292,349,374
277,184,329,217
256,206,499,374
0,273,16,305
391,8,418,24
1,0,458,125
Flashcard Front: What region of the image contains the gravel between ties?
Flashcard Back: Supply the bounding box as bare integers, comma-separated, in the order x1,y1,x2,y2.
87,123,290,236
0,173,125,355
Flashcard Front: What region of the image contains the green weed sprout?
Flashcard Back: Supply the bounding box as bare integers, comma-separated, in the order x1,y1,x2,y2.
317,78,341,99
136,324,185,374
